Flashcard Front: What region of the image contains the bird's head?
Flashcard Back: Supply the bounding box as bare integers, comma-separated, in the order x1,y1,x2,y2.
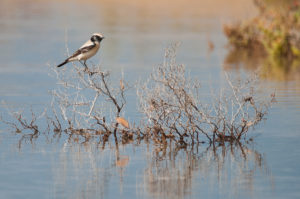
91,33,104,43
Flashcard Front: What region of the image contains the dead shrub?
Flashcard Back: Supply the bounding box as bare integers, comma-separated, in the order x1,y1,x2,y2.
137,44,275,144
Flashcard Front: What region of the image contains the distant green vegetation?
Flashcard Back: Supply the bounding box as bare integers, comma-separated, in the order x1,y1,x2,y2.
224,0,300,70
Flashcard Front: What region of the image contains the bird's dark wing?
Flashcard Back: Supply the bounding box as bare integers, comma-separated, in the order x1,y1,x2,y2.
67,44,96,60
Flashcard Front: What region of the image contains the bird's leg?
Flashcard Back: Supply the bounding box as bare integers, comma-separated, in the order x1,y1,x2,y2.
79,60,88,72
83,60,88,70
79,60,84,67
83,60,93,76
83,61,88,71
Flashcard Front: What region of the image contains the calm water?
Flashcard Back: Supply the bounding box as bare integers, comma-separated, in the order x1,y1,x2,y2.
0,0,300,198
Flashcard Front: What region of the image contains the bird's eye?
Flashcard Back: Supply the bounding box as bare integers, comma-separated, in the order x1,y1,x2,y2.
96,36,102,41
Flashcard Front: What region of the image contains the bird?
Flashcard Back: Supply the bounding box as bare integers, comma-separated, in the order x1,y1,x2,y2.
57,33,104,69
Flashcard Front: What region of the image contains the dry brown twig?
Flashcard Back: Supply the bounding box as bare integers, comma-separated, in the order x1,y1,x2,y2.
0,102,48,148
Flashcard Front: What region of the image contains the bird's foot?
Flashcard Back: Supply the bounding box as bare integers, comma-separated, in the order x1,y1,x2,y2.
84,67,95,76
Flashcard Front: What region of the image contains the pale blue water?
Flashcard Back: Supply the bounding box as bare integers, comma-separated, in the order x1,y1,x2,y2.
0,0,300,198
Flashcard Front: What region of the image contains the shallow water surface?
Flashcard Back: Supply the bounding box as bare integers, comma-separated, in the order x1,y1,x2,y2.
0,0,300,198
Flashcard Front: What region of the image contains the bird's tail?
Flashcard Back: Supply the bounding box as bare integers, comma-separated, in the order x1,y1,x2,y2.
57,59,68,67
